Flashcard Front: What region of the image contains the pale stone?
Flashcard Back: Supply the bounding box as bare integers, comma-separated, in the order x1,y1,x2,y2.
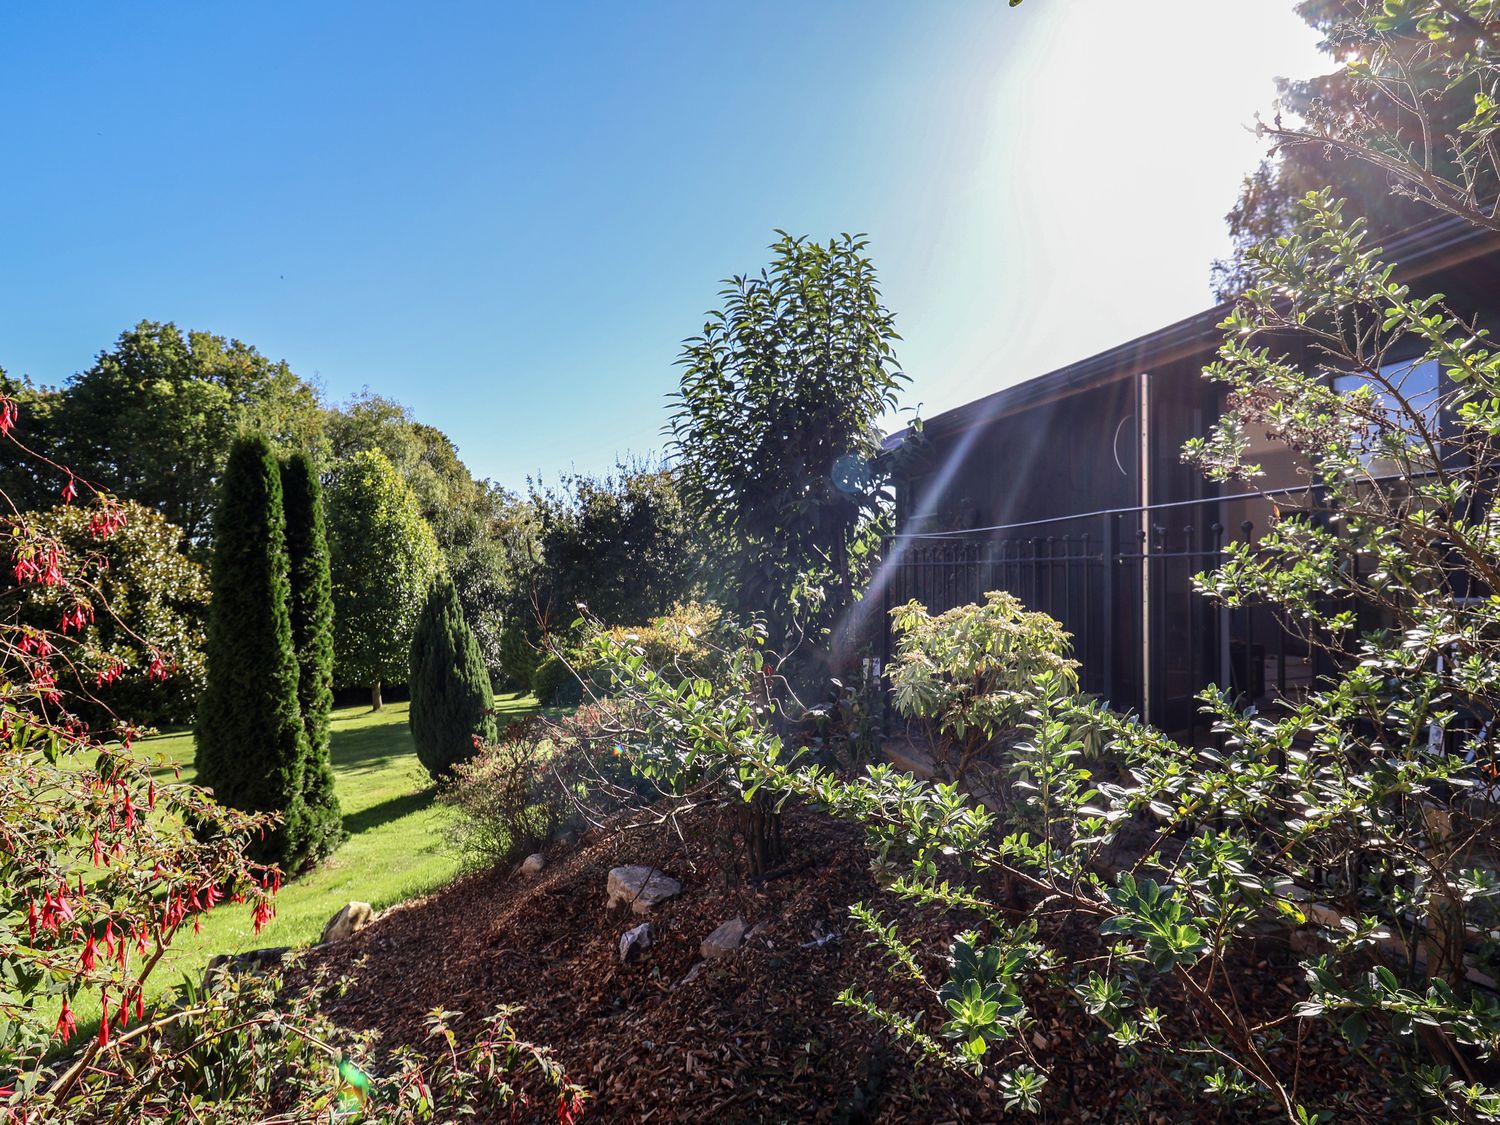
700,917,748,959
619,921,655,963
606,866,681,915
321,901,374,944
520,852,546,876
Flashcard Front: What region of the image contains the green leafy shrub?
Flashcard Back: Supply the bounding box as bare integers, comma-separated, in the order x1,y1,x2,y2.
409,576,496,780
531,650,581,708
498,622,540,692
886,590,1080,781
16,499,207,728
596,601,722,683
443,724,568,871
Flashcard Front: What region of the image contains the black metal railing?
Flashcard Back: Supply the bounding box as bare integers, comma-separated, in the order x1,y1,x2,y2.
880,497,1319,741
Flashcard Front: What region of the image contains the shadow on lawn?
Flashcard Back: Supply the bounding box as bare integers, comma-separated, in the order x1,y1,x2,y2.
328,721,412,774
341,789,436,837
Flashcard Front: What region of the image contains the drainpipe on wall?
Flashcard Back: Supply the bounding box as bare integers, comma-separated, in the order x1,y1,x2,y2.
1138,370,1152,727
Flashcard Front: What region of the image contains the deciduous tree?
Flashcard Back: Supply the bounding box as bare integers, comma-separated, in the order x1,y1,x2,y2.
49,322,324,545
325,450,442,709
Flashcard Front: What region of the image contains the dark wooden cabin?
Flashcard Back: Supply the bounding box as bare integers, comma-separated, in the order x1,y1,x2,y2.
879,214,1500,739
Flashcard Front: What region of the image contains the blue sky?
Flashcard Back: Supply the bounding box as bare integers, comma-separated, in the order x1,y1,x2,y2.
0,2,1325,491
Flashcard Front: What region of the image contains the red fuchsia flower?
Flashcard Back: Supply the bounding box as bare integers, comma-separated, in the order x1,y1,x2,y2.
146,651,170,682
31,663,60,704
17,632,54,658
95,659,125,688
59,602,93,634
90,830,104,866
12,541,64,587
87,505,128,540
54,997,76,1042
26,900,38,943
147,780,156,811
60,476,77,504
80,933,96,972
0,396,17,436
98,993,110,1046
558,1091,586,1124
252,898,275,934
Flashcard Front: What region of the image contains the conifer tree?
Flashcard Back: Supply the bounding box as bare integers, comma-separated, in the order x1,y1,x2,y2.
281,451,344,861
409,576,495,780
195,434,309,866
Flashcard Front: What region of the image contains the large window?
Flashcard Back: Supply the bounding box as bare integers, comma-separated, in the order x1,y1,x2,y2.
1331,356,1442,465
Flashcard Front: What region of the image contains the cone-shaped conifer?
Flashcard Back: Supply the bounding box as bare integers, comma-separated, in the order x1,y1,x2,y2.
195,434,309,866
281,451,344,861
409,576,495,780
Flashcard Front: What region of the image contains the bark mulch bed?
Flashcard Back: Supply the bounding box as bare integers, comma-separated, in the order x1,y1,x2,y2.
296,805,1387,1124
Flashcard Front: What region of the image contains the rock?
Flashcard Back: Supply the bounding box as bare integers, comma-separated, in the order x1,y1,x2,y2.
321,901,375,944
673,961,706,990
619,921,655,963
519,852,546,876
700,917,748,959
606,866,682,915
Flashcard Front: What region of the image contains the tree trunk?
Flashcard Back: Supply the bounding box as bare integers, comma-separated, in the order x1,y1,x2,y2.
371,680,383,710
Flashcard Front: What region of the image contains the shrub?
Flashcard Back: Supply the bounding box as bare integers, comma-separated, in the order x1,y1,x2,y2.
409,576,496,780
498,622,539,692
195,433,310,868
281,451,343,862
597,601,722,683
443,723,571,870
530,650,581,708
15,500,207,728
886,590,1080,781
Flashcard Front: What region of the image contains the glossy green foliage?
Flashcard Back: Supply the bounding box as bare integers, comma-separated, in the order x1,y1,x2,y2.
195,435,310,867
325,450,443,696
671,233,907,665
409,576,496,780
281,452,343,861
17,500,207,726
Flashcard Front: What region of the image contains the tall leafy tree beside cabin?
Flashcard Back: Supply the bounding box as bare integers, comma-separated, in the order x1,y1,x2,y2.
325,449,443,709
195,434,310,867
409,576,496,780
671,232,906,675
280,451,343,861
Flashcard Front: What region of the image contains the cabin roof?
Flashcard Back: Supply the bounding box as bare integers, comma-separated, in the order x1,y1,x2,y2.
892,211,1500,446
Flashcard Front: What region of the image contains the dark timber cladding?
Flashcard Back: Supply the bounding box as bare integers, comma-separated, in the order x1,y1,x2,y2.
881,213,1500,739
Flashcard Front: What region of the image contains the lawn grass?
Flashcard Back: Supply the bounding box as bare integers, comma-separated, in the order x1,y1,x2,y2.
66,693,537,1036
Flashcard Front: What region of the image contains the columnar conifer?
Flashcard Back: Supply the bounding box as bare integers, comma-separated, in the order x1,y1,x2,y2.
281,451,344,861
409,576,495,780
195,434,309,866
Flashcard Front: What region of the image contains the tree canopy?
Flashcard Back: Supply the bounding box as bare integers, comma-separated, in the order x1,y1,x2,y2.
47,322,324,545
670,232,906,670
1213,0,1498,297
325,449,443,707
